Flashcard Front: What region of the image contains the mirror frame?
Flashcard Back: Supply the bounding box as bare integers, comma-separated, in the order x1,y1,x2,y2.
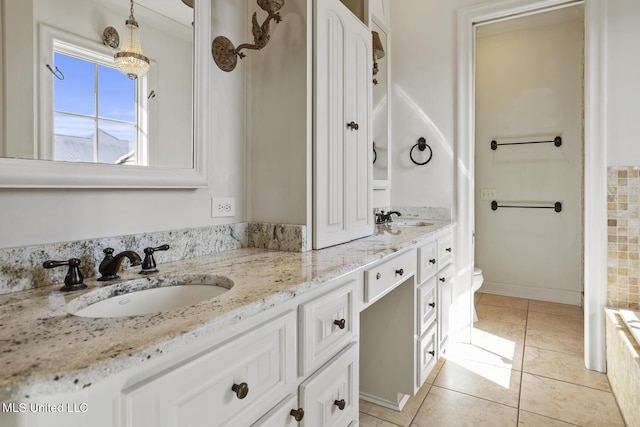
0,0,209,188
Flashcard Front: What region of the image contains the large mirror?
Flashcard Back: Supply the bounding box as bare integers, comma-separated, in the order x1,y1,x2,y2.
372,18,390,186
0,0,209,187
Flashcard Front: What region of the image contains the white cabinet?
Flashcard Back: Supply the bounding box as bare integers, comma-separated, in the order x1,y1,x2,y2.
122,311,297,427
414,228,454,390
299,343,359,427
313,0,373,249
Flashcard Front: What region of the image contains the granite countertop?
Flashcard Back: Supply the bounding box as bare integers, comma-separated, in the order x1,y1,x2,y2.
0,221,453,402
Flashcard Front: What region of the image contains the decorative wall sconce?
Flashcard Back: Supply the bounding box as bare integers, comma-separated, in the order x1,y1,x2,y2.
114,0,150,80
372,31,385,85
211,0,285,72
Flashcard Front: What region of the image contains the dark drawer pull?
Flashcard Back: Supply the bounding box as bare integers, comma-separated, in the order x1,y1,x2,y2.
429,258,436,264
439,277,446,283
334,399,346,410
395,268,404,276
445,247,452,253
231,382,249,399
429,302,436,308
334,318,346,329
290,408,305,421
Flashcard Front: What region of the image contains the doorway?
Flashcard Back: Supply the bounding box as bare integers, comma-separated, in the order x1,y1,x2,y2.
456,0,608,372
474,6,584,305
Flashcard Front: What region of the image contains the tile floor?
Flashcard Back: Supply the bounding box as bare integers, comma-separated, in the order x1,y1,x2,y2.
359,293,628,427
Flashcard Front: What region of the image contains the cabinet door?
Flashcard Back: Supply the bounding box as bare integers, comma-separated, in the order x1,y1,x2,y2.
122,311,296,427
299,342,359,427
313,0,372,249
438,265,454,353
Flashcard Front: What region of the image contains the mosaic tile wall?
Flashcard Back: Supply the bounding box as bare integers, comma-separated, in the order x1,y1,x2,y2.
608,166,640,309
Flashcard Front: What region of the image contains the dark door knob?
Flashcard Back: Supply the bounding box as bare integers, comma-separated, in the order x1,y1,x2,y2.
290,408,305,421
231,382,249,399
334,399,346,410
334,319,346,329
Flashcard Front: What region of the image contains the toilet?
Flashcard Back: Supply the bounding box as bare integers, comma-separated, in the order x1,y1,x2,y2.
473,267,484,322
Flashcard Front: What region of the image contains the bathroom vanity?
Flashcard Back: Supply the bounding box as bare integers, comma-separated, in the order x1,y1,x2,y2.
0,221,454,427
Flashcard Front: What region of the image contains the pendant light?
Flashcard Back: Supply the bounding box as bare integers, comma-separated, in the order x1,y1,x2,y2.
114,0,150,80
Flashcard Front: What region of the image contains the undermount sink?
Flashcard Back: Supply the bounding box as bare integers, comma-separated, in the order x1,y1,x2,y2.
68,274,233,318
392,220,433,227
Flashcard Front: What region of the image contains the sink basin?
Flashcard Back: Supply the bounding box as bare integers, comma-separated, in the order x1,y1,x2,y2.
392,220,433,227
69,274,233,318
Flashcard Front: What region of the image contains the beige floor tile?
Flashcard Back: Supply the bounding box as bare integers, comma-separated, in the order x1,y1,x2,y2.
528,300,583,318
433,358,521,407
523,346,611,391
476,303,528,325
475,292,485,306
517,410,578,426
520,373,625,426
411,386,518,427
527,311,583,336
525,326,583,356
473,318,527,345
447,341,524,371
425,357,445,384
359,412,403,427
359,381,431,427
477,294,530,311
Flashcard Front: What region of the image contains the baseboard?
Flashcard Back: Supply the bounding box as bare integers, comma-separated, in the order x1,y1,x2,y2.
359,392,410,412
481,281,582,305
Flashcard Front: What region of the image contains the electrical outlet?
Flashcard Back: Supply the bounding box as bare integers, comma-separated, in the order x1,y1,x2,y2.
480,188,496,201
211,197,236,218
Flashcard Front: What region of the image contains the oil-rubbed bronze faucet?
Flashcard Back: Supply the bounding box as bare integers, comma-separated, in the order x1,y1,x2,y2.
43,258,87,292
140,244,170,274
98,248,142,281
375,210,401,224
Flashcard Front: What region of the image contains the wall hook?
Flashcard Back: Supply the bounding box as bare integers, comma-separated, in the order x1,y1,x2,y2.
410,137,432,165
46,64,64,80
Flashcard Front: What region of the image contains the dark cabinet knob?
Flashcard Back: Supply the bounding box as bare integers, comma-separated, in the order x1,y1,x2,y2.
334,319,346,329
439,277,446,283
231,382,249,399
429,258,436,264
334,399,346,410
429,350,435,356
346,121,359,130
290,408,305,421
395,268,404,276
376,272,381,280
445,247,452,253
429,302,436,308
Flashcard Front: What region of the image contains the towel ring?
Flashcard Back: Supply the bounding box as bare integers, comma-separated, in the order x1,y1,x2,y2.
410,137,432,165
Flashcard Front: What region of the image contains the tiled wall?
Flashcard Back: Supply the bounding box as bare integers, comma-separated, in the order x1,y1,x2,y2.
607,166,640,309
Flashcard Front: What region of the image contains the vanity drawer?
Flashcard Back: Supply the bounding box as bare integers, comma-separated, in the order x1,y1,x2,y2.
299,342,359,427
299,276,359,376
252,394,300,427
364,249,417,304
417,276,437,336
122,311,296,427
418,240,438,282
417,323,438,389
437,232,454,268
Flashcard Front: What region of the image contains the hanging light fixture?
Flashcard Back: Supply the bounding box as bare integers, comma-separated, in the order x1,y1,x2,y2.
114,0,150,80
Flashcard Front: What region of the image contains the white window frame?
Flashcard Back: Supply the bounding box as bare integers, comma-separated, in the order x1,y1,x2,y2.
38,24,152,165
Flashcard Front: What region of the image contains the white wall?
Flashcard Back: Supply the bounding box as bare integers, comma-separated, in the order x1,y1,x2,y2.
606,0,640,166
247,0,311,227
474,17,583,304
0,0,248,249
